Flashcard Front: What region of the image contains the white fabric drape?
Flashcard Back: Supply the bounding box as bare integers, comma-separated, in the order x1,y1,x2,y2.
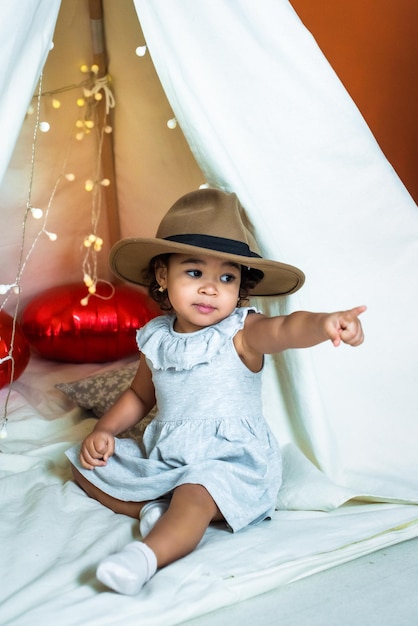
134,0,418,502
0,0,61,185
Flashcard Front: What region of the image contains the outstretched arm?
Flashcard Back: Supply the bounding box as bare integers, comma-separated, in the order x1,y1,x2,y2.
242,305,366,355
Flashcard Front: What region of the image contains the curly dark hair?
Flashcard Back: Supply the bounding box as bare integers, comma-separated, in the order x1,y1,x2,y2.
143,253,264,311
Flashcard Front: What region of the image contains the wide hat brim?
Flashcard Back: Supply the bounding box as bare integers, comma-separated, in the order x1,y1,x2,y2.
109,237,305,297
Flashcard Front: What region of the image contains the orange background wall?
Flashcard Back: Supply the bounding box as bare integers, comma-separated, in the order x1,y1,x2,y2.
290,0,418,204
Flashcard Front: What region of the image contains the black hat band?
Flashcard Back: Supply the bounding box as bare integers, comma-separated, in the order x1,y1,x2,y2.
164,234,262,259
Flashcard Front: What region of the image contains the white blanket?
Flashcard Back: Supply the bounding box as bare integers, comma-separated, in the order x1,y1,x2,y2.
1,357,417,625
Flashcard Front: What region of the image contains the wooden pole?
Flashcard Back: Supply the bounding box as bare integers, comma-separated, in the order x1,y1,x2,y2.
88,0,121,248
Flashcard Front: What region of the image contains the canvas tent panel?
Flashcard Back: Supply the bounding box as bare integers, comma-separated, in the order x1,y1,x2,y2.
133,0,418,495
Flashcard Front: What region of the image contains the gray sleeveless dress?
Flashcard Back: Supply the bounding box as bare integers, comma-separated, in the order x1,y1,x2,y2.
66,307,282,532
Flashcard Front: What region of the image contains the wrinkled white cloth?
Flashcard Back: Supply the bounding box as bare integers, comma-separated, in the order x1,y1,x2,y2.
1,358,418,625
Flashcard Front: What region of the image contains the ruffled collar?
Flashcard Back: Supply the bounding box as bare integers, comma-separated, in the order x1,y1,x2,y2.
137,307,257,371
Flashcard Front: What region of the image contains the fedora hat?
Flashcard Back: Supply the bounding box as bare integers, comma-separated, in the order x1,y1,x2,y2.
109,188,305,296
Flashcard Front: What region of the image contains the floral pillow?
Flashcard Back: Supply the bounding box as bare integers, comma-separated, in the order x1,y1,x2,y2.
56,362,139,417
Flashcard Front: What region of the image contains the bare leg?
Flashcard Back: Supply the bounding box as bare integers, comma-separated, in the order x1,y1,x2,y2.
144,483,223,568
71,466,146,519
95,482,224,594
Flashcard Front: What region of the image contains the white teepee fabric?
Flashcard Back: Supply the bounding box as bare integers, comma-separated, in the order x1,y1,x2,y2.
134,0,418,501
0,0,61,185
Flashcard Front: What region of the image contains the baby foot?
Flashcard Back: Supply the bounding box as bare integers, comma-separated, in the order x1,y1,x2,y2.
97,541,157,595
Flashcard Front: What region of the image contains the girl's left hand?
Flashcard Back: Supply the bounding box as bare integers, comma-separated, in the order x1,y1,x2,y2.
325,305,367,347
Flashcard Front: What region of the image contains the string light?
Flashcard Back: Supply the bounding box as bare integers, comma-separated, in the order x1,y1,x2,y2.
73,65,116,306
80,279,115,306
72,69,115,143
1,59,118,432
167,117,177,129
43,230,58,241
1,71,46,438
0,283,18,295
30,207,44,219
0,67,86,433
135,45,147,57
83,233,104,250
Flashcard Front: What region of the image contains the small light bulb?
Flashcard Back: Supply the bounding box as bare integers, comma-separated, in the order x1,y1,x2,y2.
88,284,96,294
135,45,147,57
100,178,110,186
45,231,58,241
39,121,50,132
83,238,92,248
27,105,34,115
65,173,75,181
85,180,94,192
31,207,44,219
94,92,103,101
75,132,84,141
49,41,55,50
80,64,89,73
76,98,85,107
85,120,94,129
83,274,93,287
80,297,89,306
52,98,61,109
95,236,103,246
91,64,99,74
104,125,113,134
88,233,97,242
167,118,177,129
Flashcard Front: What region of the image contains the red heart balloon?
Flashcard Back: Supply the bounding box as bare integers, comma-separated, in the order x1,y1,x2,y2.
0,311,31,389
20,283,160,363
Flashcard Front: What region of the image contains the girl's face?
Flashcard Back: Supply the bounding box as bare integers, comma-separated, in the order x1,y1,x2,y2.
156,253,241,333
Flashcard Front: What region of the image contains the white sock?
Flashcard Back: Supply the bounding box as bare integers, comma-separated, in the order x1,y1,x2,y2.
97,541,157,595
139,500,169,537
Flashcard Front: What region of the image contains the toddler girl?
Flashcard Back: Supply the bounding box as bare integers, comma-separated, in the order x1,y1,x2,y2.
66,188,365,595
